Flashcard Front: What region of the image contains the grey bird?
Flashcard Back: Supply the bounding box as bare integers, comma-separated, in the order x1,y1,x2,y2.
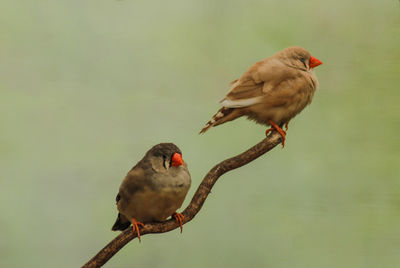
200,46,323,147
111,143,191,241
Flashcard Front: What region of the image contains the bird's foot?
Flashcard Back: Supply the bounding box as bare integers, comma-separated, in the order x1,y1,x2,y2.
266,120,286,148
265,127,274,136
172,212,185,233
284,122,289,132
131,217,145,242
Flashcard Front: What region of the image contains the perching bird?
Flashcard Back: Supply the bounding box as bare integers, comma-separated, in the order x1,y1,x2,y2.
200,46,322,147
111,143,191,241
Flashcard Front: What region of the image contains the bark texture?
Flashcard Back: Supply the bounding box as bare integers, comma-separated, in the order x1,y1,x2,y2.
82,131,282,268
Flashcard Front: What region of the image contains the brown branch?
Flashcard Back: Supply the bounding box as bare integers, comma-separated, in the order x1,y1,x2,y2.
82,131,283,268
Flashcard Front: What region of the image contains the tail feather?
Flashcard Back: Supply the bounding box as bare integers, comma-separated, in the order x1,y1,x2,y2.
111,213,131,231
199,107,233,134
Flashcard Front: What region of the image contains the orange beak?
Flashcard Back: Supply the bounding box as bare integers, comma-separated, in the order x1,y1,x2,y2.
309,56,323,69
171,153,184,167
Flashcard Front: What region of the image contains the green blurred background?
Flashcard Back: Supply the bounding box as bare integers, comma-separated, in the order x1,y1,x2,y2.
1,0,399,267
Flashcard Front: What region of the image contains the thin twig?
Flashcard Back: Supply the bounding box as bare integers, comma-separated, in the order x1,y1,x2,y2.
82,131,283,268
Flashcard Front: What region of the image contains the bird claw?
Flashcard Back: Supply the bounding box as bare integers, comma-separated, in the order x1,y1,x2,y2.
131,217,145,242
266,120,287,148
265,127,274,136
172,212,185,233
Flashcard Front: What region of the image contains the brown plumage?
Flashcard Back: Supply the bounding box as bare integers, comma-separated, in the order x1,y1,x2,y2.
200,46,322,146
112,143,191,241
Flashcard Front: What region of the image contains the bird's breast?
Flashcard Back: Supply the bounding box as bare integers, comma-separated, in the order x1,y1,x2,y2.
126,184,190,222
120,170,191,223
245,75,317,125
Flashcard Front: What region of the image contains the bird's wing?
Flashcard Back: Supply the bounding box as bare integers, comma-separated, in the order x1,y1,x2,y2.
220,79,264,108
220,59,286,108
117,164,147,210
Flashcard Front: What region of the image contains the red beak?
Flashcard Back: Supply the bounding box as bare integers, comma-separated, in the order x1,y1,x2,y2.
171,153,184,167
309,56,322,68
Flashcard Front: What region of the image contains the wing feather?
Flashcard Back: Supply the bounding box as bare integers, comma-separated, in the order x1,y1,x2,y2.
220,58,301,109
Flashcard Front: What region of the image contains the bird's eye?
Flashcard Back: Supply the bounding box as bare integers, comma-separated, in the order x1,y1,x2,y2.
300,58,307,68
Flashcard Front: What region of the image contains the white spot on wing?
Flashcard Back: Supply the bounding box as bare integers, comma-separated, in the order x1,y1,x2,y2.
221,96,262,108
215,112,224,118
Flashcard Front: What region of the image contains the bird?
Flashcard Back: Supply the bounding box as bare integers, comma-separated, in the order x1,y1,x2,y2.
111,143,191,242
200,46,322,147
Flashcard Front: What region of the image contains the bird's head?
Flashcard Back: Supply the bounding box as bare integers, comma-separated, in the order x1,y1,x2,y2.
277,46,322,71
147,143,184,170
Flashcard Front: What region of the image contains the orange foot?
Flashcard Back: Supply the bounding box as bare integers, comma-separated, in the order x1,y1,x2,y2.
265,120,287,148
172,212,185,233
131,217,145,242
285,122,289,132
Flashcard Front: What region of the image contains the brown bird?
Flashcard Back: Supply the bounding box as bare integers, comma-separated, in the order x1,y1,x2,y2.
111,143,191,241
200,46,322,147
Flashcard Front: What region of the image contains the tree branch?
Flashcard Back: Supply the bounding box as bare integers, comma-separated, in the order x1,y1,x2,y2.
82,131,283,268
